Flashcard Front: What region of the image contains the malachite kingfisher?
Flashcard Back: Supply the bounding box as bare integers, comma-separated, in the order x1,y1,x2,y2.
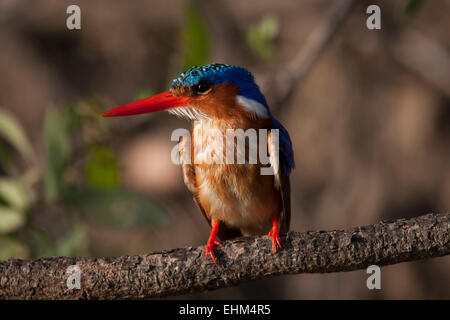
102,64,295,263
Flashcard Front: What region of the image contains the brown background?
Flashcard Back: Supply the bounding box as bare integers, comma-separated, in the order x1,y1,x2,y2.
0,0,449,299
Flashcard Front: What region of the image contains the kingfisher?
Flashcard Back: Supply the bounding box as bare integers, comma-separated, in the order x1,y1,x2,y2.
102,64,295,263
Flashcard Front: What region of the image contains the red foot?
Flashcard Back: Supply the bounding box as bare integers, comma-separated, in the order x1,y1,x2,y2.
205,220,222,264
267,215,282,253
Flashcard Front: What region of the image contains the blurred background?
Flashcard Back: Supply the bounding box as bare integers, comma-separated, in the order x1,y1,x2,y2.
0,0,449,299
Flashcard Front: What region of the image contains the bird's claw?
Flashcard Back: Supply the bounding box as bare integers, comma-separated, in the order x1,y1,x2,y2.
267,220,282,253
205,220,222,264
205,239,222,264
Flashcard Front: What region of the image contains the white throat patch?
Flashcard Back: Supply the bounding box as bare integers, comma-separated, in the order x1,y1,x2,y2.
236,95,269,119
168,106,208,120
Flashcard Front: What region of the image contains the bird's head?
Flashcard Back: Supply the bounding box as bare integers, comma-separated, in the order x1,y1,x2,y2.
102,64,271,121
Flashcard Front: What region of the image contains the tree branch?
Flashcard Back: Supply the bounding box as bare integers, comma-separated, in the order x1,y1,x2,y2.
0,213,449,299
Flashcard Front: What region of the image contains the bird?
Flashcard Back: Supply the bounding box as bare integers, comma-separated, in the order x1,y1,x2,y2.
102,63,295,263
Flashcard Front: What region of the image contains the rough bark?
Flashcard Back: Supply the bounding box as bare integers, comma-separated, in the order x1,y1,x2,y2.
0,213,448,300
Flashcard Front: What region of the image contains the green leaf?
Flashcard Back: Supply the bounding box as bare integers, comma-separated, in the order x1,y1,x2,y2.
55,224,88,257
0,108,34,162
247,15,279,61
405,0,422,16
85,145,120,188
0,236,28,260
27,225,88,258
0,144,12,171
0,206,25,233
0,178,30,212
64,187,165,229
181,2,211,71
27,228,55,258
43,107,71,202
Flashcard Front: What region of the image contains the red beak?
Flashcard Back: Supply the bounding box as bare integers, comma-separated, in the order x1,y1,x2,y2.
102,91,193,117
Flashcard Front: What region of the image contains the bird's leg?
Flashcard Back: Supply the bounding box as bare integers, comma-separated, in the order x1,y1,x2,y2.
205,219,222,264
267,214,282,253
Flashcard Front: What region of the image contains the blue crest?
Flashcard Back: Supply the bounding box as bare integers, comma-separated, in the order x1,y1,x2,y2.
170,64,269,109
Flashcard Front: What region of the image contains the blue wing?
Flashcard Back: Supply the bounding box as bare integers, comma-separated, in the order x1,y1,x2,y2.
268,116,294,233
270,116,295,174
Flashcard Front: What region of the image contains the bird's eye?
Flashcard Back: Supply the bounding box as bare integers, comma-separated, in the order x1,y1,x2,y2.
192,80,211,95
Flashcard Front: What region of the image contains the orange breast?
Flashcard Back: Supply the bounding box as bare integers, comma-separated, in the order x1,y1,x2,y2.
192,118,281,236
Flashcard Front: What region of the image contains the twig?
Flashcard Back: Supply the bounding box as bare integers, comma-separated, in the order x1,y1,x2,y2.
0,213,448,299
270,0,357,111
389,29,450,99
